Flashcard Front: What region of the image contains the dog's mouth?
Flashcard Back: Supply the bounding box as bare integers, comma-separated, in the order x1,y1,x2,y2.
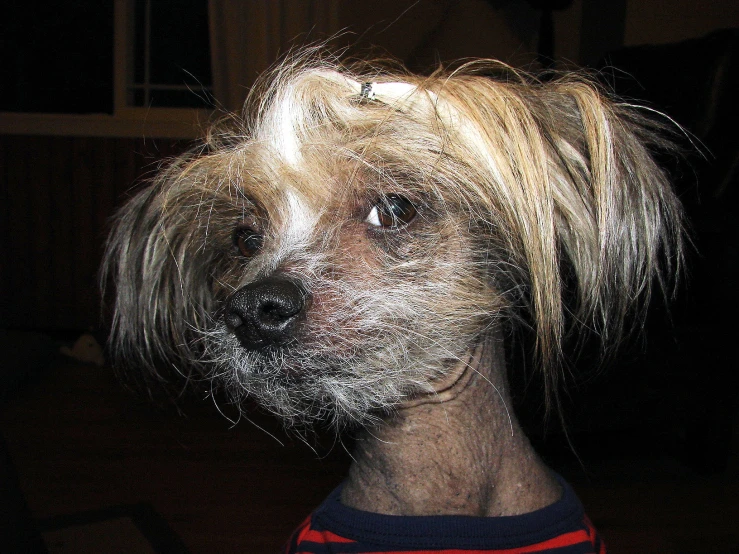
209,270,482,427
207,299,479,429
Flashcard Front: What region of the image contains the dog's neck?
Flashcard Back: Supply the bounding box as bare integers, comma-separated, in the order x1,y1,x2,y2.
341,333,561,517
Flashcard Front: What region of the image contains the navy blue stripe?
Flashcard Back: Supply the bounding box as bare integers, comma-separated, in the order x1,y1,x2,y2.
309,473,587,550
291,539,599,553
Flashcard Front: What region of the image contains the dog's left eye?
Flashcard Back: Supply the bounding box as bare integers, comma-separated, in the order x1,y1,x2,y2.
365,194,417,228
234,227,263,257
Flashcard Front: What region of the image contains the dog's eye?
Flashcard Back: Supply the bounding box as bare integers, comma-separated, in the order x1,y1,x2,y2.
366,194,417,228
234,227,263,257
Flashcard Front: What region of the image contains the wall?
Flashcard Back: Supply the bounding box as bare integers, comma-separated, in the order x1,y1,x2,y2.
2,0,738,332
0,136,188,330
336,0,584,68
625,0,739,47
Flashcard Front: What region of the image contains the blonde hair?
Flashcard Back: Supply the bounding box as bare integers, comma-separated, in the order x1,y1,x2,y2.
103,50,683,423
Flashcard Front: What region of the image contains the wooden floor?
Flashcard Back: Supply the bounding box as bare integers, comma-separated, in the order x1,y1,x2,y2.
2,359,738,553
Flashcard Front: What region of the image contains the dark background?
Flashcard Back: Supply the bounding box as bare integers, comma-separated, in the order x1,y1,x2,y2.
1,1,738,551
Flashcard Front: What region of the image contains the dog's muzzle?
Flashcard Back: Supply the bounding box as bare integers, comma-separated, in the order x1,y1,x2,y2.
224,277,308,350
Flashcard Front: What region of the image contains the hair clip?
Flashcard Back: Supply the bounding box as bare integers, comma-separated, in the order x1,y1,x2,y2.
359,82,375,100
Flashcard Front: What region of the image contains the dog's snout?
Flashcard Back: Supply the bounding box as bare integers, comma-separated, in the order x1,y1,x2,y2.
225,278,307,350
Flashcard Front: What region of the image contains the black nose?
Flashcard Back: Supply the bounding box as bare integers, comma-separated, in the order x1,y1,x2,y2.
225,278,307,350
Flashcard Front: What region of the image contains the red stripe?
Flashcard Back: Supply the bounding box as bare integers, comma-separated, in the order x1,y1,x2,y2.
285,516,310,554
340,541,595,554
583,515,607,554
290,515,603,553
511,529,593,552
300,527,357,544
292,528,594,554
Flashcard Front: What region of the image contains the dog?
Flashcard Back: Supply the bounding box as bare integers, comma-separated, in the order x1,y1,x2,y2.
103,51,683,552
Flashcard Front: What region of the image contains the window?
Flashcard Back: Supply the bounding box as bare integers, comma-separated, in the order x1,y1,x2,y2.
126,0,214,110
0,1,114,114
1,0,213,138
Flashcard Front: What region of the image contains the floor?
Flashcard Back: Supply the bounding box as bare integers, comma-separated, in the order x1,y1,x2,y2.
2,358,738,553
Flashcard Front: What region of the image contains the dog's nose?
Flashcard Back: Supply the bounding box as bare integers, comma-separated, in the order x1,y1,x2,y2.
225,278,307,350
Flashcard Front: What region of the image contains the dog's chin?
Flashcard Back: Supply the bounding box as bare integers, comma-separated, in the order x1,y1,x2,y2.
202,323,454,429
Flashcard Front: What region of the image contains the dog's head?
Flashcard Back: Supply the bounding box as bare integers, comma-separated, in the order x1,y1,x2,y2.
103,54,682,429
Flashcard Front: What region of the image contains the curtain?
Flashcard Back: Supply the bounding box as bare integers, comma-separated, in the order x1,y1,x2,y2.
208,0,340,112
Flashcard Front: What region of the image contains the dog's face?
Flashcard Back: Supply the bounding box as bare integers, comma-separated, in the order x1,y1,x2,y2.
177,113,503,427
104,59,682,430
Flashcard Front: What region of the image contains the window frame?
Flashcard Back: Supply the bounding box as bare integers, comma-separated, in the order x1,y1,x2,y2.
0,0,213,139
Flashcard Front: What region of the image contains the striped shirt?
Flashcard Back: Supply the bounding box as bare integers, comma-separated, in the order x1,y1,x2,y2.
285,476,605,553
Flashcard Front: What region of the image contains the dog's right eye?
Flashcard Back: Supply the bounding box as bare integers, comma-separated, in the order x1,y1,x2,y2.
365,194,417,229
234,227,263,257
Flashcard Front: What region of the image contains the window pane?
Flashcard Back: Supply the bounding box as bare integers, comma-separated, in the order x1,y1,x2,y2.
0,1,114,114
134,0,147,84
150,0,212,87
132,0,213,109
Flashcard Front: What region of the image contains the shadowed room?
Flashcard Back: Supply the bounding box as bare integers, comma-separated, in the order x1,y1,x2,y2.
1,1,739,552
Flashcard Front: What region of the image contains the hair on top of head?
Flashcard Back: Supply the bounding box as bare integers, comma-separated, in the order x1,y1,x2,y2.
237,49,684,357
102,48,683,423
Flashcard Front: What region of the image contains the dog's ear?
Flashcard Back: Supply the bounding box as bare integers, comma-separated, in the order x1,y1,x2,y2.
431,73,684,388
101,154,230,385
537,80,684,347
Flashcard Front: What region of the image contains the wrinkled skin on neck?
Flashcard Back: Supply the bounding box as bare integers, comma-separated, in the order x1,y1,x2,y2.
341,331,561,517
